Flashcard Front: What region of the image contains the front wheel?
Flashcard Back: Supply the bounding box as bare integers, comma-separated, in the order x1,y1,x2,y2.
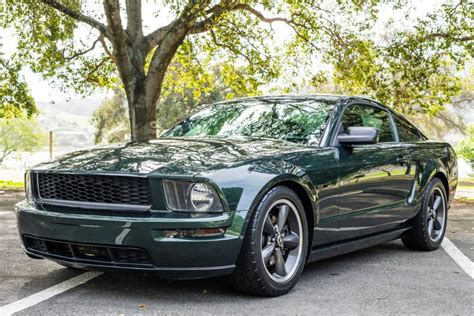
402,177,448,251
231,186,308,297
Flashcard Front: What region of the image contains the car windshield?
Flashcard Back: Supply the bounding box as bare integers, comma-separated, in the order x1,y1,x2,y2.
164,97,336,144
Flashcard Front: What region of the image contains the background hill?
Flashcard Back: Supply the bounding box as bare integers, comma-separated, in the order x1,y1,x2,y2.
36,97,103,149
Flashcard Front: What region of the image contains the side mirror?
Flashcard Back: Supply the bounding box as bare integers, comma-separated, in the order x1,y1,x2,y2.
337,127,378,145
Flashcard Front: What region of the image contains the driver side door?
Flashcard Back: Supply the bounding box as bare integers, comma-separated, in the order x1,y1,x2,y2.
335,103,415,240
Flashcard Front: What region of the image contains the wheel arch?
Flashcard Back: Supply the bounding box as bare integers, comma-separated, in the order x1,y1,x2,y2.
432,171,449,202
274,180,315,253
205,160,319,248
247,176,317,255
418,159,450,203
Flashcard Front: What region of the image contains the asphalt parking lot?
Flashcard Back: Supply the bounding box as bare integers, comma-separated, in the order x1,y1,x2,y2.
0,192,472,315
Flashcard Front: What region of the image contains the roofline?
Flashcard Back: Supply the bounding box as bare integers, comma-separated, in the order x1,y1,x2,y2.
205,93,393,105
208,93,346,105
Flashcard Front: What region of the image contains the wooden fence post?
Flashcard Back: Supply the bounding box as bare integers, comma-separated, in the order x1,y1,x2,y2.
49,131,53,160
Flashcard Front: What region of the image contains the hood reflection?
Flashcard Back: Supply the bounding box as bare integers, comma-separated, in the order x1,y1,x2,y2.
33,137,307,175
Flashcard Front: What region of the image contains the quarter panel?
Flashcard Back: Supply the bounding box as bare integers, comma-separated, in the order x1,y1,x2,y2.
408,141,458,208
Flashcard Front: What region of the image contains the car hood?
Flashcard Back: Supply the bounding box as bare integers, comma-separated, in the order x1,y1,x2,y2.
32,137,305,176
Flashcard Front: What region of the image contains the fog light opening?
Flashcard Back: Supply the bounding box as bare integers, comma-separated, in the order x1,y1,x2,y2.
164,227,226,238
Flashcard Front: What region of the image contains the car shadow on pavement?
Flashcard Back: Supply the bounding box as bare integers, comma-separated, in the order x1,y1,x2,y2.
16,237,474,315
25,240,414,303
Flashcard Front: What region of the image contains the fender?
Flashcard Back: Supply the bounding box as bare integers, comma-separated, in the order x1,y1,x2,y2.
202,158,318,237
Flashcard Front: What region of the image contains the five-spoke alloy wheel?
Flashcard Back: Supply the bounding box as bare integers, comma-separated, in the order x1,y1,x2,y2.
402,177,448,251
261,199,303,283
426,187,446,242
231,186,308,297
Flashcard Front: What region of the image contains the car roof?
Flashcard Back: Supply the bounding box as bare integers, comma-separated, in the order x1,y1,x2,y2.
210,94,383,106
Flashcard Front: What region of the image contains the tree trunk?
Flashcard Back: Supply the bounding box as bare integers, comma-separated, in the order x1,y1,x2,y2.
121,46,157,141
126,76,157,141
107,1,193,141
129,93,157,141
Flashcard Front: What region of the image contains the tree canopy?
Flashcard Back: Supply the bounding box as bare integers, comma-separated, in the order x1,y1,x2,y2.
1,0,473,140
0,117,46,166
0,59,36,118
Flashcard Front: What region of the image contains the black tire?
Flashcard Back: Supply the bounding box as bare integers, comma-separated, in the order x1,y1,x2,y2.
231,186,308,297
402,177,448,251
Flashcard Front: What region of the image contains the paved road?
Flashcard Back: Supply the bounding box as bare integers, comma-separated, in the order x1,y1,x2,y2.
0,193,472,315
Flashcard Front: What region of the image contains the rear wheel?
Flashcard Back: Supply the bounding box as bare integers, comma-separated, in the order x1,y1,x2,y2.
402,177,447,251
231,186,308,296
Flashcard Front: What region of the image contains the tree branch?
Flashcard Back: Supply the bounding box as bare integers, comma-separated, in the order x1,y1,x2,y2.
236,4,293,25
98,34,116,63
189,3,230,34
144,24,173,51
189,2,318,52
83,58,108,84
125,0,143,40
208,29,253,64
41,0,110,38
145,1,202,105
103,0,134,83
423,33,474,42
189,3,296,34
103,0,126,40
145,0,210,50
65,37,100,61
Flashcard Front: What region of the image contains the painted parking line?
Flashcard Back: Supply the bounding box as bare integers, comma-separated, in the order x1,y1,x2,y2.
442,237,474,279
0,271,102,316
0,239,469,315
0,211,13,215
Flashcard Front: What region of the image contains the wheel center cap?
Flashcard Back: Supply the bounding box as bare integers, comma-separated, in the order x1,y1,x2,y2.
276,234,284,248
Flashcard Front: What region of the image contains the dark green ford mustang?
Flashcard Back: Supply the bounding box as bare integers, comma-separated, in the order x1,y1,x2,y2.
16,95,458,296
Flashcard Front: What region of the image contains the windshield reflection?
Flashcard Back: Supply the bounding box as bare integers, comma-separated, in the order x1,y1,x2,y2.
164,97,336,144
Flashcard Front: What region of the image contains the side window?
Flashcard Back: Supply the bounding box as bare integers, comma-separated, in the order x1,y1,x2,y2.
394,116,422,142
340,105,395,142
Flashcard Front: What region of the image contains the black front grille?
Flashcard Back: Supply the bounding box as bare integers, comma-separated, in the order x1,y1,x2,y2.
40,204,151,217
36,173,151,206
24,235,153,267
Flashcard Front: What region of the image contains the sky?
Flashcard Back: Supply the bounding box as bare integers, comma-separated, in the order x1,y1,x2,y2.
0,0,446,103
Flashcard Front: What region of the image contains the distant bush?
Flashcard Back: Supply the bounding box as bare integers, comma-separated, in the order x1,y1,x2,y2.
456,125,474,162
0,179,24,191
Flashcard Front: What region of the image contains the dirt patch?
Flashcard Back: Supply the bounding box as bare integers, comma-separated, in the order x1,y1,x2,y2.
448,201,474,235
0,191,25,209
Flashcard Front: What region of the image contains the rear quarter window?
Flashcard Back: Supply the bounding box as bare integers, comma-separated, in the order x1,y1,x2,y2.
394,116,424,142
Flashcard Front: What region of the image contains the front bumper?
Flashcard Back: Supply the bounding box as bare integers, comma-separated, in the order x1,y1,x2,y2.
16,201,248,279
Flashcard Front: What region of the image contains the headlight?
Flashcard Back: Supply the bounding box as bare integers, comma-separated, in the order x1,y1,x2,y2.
162,180,224,213
25,171,34,203
190,183,214,211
